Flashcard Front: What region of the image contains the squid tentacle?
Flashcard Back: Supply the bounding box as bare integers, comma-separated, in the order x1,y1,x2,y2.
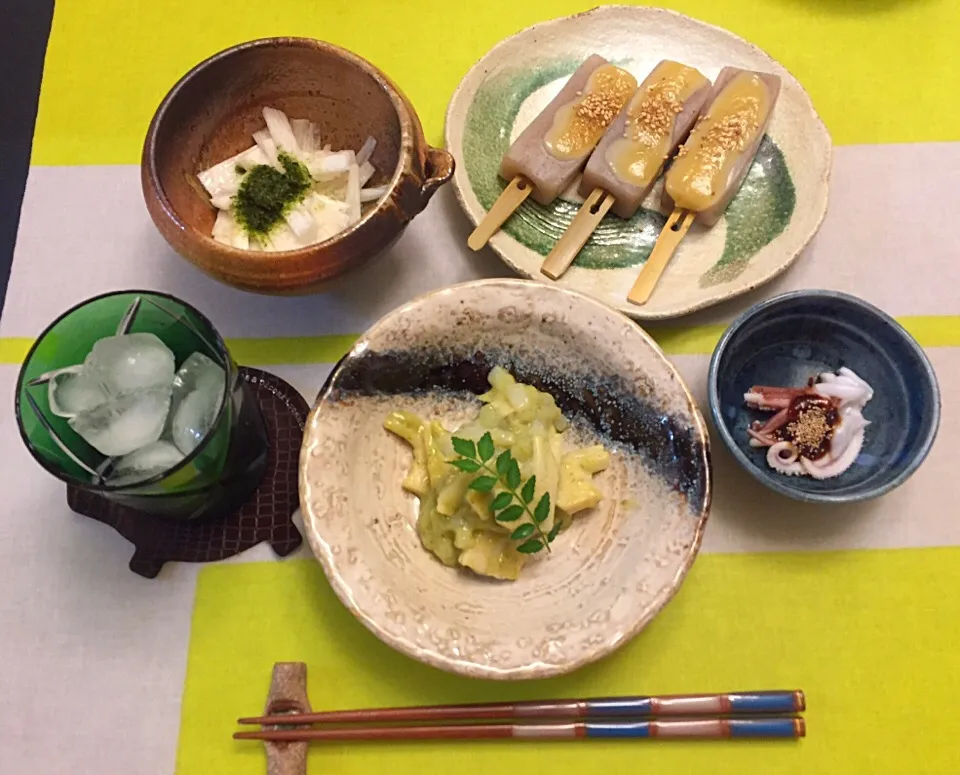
745,369,873,481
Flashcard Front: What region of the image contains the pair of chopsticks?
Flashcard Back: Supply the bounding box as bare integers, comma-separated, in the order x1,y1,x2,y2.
235,690,806,743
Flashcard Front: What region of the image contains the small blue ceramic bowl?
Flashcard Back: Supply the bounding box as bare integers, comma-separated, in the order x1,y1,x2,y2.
708,290,941,504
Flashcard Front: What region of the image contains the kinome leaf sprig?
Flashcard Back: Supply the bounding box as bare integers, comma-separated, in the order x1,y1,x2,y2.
450,432,561,555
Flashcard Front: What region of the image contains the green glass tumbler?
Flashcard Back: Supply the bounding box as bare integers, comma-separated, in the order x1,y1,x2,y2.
15,291,268,520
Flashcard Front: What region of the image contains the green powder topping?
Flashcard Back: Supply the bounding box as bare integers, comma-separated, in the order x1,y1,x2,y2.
233,152,312,238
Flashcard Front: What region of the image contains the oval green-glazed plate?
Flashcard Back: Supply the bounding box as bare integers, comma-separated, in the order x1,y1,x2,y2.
445,5,831,321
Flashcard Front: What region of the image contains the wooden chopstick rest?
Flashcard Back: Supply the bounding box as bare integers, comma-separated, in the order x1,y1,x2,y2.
261,662,312,775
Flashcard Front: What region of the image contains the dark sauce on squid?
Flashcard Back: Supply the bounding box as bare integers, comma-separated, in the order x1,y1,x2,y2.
775,394,839,461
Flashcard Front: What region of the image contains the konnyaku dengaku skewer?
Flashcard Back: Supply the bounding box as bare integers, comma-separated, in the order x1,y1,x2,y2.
662,67,782,225
542,60,711,279
627,67,781,305
468,55,637,251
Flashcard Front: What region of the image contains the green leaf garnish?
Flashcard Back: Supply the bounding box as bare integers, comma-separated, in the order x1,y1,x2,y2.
547,521,562,542
496,450,511,477
496,505,524,523
517,539,544,554
520,476,536,504
506,459,522,490
477,432,495,462
450,436,554,555
468,475,497,493
534,493,551,524
452,437,476,459
511,523,535,541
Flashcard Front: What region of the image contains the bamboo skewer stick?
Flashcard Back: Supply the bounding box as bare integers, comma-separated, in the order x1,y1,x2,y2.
467,176,533,251
627,207,696,305
541,188,616,280
235,717,805,743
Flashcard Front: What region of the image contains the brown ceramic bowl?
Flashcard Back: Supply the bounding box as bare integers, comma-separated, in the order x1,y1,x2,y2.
142,37,454,294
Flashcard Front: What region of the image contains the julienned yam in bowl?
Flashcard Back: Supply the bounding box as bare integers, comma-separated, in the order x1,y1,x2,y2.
300,279,711,680
708,289,941,504
142,37,454,295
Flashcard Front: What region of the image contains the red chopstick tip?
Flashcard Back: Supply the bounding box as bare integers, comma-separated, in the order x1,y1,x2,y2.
794,690,806,713
794,718,806,738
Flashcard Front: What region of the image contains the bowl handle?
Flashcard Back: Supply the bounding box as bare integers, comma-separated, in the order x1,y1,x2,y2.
420,146,454,203
393,146,454,222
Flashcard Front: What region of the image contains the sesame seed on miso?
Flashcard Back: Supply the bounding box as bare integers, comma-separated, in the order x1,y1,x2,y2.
665,71,771,212
544,65,637,161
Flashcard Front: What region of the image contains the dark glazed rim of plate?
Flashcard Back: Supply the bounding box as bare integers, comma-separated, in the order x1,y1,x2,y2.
300,277,713,679
707,289,942,504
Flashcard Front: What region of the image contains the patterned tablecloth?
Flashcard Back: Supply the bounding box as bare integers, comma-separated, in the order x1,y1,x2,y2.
2,2,959,773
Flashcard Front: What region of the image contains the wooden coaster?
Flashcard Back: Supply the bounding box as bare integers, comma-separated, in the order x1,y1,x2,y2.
66,367,309,578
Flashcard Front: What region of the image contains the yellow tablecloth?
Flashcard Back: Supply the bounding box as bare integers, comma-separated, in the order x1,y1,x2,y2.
4,2,958,773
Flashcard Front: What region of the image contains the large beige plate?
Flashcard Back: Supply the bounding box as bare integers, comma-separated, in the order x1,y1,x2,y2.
445,5,831,320
300,279,710,679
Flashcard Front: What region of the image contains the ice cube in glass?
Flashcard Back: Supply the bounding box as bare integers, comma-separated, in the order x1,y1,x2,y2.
85,332,175,394
107,440,184,486
170,352,226,455
47,365,110,418
69,386,172,457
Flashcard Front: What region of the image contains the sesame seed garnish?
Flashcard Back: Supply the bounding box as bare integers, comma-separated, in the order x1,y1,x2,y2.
676,83,763,198
779,396,838,460
545,66,636,158
624,75,688,145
